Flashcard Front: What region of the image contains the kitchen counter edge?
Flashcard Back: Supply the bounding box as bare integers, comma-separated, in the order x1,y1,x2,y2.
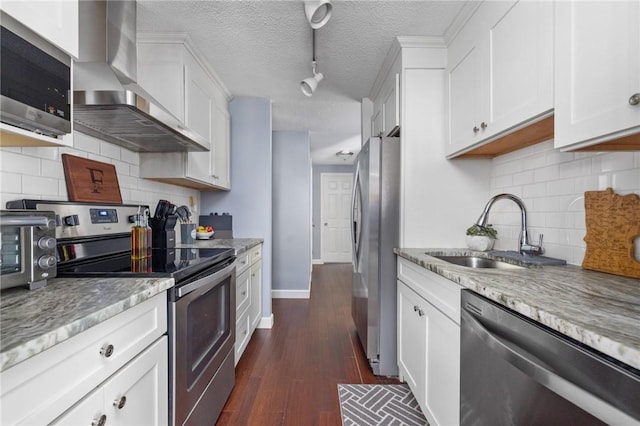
0,276,174,372
394,248,640,371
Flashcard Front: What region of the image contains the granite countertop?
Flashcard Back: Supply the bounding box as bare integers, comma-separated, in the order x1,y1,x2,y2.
0,238,263,373
0,276,174,372
395,248,640,371
176,237,263,254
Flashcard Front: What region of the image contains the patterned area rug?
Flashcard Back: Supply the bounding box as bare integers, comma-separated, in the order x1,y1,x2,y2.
338,384,428,426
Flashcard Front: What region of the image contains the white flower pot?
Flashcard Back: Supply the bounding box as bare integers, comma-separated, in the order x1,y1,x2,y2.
466,235,495,251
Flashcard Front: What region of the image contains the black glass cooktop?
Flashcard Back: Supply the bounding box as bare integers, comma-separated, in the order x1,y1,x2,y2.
56,247,234,283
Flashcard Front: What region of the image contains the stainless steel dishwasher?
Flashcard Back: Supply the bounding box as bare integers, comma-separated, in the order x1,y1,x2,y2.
460,290,640,425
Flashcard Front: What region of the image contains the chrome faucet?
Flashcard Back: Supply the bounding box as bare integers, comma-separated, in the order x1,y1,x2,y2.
476,193,544,255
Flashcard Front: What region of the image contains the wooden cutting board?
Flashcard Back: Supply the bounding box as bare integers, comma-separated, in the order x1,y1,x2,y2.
62,154,123,203
582,188,640,278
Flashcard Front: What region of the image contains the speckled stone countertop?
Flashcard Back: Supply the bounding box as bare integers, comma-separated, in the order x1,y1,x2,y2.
0,276,174,372
177,237,263,254
395,248,640,370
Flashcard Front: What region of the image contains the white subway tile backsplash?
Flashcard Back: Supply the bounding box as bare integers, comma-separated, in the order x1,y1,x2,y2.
491,142,640,266
22,175,58,196
513,170,534,185
1,134,200,212
534,164,559,182
100,141,121,160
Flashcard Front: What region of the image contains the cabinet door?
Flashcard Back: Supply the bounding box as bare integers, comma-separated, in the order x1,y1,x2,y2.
184,53,212,150
249,259,262,331
103,337,168,426
487,1,553,135
212,102,231,190
383,73,400,135
397,282,427,404
52,388,105,426
447,42,483,155
1,0,78,57
555,1,640,149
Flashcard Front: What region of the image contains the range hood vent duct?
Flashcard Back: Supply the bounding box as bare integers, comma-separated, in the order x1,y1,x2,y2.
73,0,208,152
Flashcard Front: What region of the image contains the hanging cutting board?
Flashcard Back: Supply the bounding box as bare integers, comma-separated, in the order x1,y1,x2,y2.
61,154,123,204
582,188,640,278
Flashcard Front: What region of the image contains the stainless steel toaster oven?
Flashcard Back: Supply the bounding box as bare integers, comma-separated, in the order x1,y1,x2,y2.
0,210,57,290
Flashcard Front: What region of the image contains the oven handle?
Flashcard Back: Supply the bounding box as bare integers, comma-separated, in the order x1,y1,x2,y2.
177,260,235,298
462,308,637,425
0,216,51,227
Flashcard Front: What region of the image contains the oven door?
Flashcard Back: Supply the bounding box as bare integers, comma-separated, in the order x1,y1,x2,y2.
169,258,236,426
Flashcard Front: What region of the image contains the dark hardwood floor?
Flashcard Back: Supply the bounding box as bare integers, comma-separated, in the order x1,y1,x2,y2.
216,263,400,425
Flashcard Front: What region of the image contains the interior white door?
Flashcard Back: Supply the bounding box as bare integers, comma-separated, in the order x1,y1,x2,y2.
321,173,353,263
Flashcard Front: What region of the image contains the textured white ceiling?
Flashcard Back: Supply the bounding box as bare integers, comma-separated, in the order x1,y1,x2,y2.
137,1,468,164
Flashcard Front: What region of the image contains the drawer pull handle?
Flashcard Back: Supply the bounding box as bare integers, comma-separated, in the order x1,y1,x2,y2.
114,396,127,409
630,93,640,106
100,344,114,358
92,414,107,426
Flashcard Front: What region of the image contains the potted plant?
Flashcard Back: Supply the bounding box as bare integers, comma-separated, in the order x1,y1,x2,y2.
465,224,497,251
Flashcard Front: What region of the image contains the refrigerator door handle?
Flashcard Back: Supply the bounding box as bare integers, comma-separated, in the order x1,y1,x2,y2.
350,160,361,272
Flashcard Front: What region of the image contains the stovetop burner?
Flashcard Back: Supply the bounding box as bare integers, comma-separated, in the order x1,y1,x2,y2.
57,247,234,282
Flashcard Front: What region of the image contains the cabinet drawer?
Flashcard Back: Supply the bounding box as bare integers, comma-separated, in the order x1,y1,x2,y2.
0,294,167,425
234,310,251,366
397,258,462,324
249,244,262,264
236,267,250,316
235,251,251,276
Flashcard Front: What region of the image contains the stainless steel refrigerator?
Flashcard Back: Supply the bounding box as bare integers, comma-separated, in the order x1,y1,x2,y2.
351,136,400,376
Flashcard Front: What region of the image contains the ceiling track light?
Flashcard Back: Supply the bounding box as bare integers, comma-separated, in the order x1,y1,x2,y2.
304,0,332,29
301,29,324,97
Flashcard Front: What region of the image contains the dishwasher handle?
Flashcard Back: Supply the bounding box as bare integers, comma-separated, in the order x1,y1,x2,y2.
462,307,638,425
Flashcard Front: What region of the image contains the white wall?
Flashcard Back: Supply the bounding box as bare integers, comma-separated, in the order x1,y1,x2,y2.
200,97,273,320
272,131,311,296
485,142,640,265
0,132,199,211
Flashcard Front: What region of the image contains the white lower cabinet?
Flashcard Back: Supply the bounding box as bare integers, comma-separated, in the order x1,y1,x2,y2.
234,244,263,365
397,258,461,426
0,294,168,425
53,336,168,426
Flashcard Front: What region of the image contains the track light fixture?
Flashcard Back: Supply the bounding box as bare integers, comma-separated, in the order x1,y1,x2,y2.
301,29,324,97
301,61,323,97
304,0,332,29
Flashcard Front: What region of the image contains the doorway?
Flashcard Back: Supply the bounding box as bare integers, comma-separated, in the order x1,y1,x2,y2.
320,173,353,263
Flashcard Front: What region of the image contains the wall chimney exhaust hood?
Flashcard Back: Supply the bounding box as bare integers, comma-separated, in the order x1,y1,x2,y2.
73,0,208,152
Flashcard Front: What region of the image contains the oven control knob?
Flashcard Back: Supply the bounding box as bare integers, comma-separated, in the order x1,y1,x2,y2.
63,214,80,226
37,237,56,250
37,255,56,269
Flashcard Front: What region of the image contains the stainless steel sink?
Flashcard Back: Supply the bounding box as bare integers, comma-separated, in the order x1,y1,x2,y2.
432,255,526,270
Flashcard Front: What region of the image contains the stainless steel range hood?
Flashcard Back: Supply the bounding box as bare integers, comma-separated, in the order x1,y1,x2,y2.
73,0,208,152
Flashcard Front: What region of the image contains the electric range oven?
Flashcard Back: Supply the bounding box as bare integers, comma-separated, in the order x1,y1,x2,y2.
5,200,237,426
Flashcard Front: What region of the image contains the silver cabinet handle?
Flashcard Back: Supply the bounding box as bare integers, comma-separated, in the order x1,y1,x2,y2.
417,309,425,317
113,396,127,409
100,344,114,358
480,122,488,129
92,414,107,426
630,93,640,106
473,126,479,133
241,291,247,296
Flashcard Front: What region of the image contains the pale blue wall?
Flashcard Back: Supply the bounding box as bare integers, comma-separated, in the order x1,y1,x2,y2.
272,131,311,291
201,97,273,319
312,164,353,260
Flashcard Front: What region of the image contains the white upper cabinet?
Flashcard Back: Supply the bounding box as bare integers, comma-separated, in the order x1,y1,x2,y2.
554,1,640,150
1,0,78,58
446,0,553,157
138,34,231,190
383,73,400,136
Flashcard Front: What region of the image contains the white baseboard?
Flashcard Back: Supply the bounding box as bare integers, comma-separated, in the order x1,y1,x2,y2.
312,259,324,265
272,289,310,299
257,313,274,329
